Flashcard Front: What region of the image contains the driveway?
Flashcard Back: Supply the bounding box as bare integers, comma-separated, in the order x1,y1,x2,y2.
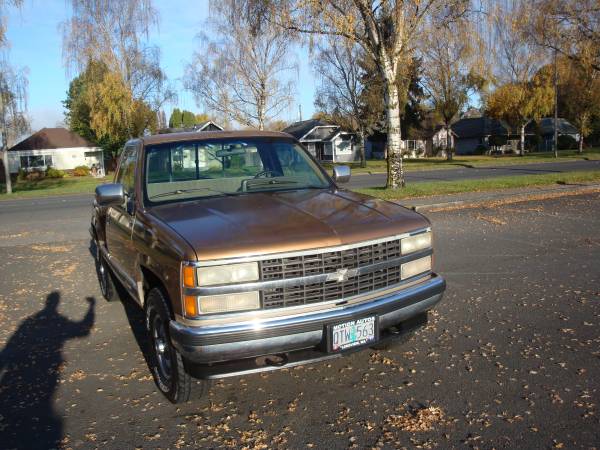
1,193,599,448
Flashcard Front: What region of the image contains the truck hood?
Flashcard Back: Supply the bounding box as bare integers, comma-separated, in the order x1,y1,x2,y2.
149,189,429,261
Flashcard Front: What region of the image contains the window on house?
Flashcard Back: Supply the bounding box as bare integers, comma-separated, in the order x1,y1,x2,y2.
20,154,53,169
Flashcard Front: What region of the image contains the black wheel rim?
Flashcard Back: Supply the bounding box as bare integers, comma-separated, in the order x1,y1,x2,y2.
96,247,108,296
152,315,172,382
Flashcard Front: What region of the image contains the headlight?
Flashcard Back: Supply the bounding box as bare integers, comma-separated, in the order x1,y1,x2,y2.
193,291,260,314
401,255,432,280
401,231,432,254
197,262,259,286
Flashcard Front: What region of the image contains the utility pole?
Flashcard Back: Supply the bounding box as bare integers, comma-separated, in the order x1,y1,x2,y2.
553,49,559,158
298,104,302,122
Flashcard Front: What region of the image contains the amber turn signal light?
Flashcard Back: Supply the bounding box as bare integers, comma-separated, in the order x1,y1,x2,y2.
183,265,195,287
184,295,199,317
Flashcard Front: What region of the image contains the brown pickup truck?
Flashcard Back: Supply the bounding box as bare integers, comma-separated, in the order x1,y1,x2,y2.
91,130,445,403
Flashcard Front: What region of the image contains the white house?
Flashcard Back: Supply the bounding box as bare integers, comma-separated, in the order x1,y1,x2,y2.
283,119,360,163
8,127,104,173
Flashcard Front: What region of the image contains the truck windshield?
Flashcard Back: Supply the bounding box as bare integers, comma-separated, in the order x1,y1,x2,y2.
144,138,331,204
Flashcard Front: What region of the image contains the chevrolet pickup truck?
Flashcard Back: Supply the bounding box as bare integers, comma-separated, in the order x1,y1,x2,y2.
91,131,445,403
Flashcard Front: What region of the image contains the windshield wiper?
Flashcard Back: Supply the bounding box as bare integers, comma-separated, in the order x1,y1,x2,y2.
246,180,327,192
245,179,301,190
150,187,232,199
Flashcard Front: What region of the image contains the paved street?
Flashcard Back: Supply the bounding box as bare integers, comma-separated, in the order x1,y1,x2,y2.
348,159,600,189
1,192,599,449
0,160,598,242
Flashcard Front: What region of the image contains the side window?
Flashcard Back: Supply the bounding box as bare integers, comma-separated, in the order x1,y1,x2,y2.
116,146,138,196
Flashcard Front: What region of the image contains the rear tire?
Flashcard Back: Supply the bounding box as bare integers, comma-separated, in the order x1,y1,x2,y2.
145,288,203,403
95,243,118,302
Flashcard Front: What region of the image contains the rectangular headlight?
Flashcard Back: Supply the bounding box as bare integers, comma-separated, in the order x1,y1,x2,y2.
198,291,260,314
401,232,432,254
197,262,259,286
401,255,432,280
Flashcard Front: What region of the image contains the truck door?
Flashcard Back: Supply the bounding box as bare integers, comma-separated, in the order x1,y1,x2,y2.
106,145,139,288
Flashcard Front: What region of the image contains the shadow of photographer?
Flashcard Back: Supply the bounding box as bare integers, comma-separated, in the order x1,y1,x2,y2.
0,292,95,449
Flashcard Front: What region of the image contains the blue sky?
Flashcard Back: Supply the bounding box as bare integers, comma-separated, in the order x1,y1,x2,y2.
5,0,316,132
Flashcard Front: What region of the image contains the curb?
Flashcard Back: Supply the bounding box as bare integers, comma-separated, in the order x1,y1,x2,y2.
398,183,600,213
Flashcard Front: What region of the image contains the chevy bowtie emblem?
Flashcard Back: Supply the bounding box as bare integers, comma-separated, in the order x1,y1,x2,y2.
326,267,358,282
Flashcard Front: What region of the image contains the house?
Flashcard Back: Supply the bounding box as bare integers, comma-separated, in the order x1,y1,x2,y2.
364,126,453,159
452,116,581,154
158,120,224,134
282,119,359,163
452,117,511,155
422,125,457,156
193,121,224,132
7,127,104,174
525,118,579,151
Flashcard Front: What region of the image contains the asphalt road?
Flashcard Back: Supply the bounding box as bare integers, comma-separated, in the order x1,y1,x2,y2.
1,192,599,449
1,159,599,246
348,159,600,189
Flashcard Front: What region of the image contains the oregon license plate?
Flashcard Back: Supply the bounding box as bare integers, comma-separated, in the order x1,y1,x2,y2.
328,316,378,352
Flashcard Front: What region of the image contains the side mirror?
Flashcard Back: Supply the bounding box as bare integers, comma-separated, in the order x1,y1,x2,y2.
332,165,351,184
95,183,125,207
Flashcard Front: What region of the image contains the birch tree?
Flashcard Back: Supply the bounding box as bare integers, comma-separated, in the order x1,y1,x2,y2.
185,0,296,130
1,0,28,194
0,0,22,47
0,68,28,194
251,0,470,188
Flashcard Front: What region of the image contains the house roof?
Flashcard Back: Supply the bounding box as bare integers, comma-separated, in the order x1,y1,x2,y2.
194,121,224,131
526,118,578,136
282,119,333,139
158,121,224,135
452,117,508,139
9,127,96,151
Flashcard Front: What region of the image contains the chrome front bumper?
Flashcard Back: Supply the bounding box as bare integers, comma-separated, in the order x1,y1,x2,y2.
169,274,445,374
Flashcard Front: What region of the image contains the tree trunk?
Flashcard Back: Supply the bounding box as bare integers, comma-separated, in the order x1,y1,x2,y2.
384,79,404,189
1,148,12,194
446,125,453,161
578,134,584,153
358,129,366,168
520,124,526,156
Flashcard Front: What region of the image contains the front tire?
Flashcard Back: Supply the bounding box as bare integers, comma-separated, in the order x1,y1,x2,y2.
146,288,198,403
95,243,118,302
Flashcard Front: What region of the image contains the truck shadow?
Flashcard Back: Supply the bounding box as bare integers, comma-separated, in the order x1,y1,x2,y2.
0,292,95,449
88,239,150,378
89,239,154,376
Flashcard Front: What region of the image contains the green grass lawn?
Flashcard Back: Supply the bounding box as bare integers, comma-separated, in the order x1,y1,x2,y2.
322,148,600,174
354,170,600,200
0,174,112,200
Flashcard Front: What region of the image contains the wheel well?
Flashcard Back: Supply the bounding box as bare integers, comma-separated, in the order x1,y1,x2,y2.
140,266,171,313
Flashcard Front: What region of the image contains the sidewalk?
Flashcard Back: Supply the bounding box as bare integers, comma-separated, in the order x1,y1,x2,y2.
396,182,600,212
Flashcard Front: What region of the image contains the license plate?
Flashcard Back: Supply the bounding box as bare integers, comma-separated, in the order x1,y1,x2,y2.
328,316,378,352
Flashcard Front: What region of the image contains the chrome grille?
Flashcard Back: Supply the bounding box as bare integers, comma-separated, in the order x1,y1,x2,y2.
260,239,401,280
260,239,404,309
